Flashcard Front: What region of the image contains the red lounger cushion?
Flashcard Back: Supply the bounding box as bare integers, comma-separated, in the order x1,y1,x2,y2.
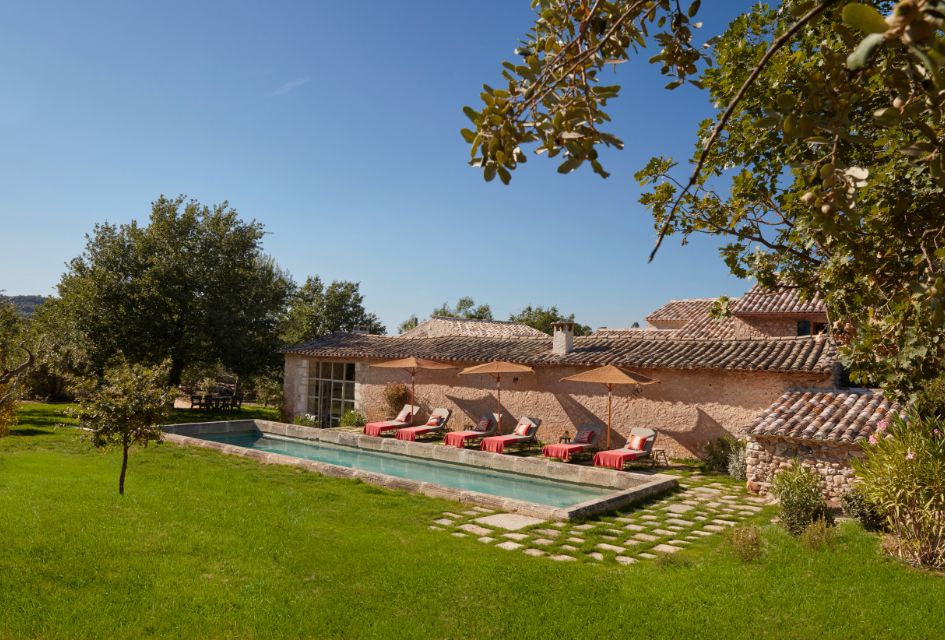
481,434,524,454
444,431,482,448
542,443,587,462
593,449,643,470
395,426,436,442
363,421,402,437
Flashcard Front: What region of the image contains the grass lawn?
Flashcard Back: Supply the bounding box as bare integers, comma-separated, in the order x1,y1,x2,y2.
1,402,942,639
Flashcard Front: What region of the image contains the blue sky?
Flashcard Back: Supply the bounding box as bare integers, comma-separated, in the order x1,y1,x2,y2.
0,1,756,331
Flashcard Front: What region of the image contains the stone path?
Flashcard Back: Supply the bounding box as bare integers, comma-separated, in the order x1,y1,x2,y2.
428,474,771,566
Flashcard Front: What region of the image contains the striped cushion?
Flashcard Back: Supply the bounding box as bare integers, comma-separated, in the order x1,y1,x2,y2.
475,418,492,432
425,416,442,427
574,430,594,444
513,422,531,436
628,435,648,451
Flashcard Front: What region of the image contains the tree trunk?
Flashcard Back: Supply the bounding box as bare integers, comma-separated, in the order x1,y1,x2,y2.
118,443,129,495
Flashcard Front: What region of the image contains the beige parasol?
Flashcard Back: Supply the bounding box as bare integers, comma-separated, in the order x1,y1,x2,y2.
561,365,659,449
458,361,535,433
370,357,456,422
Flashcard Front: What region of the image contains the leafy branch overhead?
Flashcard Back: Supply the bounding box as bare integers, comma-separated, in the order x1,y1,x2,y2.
462,0,709,184
467,0,945,398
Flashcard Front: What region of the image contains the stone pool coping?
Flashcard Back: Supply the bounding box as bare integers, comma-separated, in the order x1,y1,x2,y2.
162,419,678,521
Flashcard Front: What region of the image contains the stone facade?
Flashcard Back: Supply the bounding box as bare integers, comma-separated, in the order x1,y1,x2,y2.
284,353,834,458
745,437,863,503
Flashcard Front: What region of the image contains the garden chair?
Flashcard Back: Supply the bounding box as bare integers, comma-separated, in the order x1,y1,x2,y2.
395,408,452,441
480,416,541,454
363,404,421,437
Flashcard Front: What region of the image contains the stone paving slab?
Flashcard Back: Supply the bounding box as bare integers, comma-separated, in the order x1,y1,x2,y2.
596,543,625,553
503,533,528,541
524,548,546,557
653,543,683,554
664,503,695,514
497,541,523,551
616,555,637,565
459,524,492,536
550,554,576,562
474,513,544,531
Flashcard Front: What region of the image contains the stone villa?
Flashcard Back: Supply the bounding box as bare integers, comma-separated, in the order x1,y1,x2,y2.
282,282,896,498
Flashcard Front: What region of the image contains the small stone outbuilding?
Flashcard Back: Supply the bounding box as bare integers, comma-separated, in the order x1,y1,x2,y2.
746,389,904,501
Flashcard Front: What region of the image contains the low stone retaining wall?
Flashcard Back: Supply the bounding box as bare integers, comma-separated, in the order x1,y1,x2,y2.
163,420,678,520
746,436,863,502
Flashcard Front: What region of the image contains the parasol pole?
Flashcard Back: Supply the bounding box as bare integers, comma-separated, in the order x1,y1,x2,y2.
607,383,613,449
411,369,416,425
496,374,502,434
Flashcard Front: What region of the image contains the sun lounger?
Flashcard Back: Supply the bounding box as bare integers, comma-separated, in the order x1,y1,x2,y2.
480,417,541,454
395,408,452,441
363,404,420,437
443,413,500,448
541,424,603,462
593,427,658,469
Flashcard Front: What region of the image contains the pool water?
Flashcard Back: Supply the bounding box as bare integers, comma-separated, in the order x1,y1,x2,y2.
199,432,612,508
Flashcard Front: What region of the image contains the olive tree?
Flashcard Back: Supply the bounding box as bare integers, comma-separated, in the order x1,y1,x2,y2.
72,360,173,495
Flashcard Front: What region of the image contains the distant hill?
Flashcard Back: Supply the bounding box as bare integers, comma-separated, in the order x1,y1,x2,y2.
1,295,47,317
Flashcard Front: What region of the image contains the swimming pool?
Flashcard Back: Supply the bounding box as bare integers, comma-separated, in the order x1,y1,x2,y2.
199,431,611,508
162,419,677,520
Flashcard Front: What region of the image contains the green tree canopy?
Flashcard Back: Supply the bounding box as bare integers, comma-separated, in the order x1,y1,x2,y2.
432,297,493,320
281,276,386,345
508,305,591,335
0,299,31,433
55,195,292,385
398,315,419,334
466,0,945,398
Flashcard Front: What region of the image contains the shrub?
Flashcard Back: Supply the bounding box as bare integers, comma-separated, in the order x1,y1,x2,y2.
841,485,885,532
293,414,319,427
769,461,833,536
700,436,735,472
701,436,746,478
801,518,836,551
727,440,748,480
854,410,945,569
727,524,764,562
339,409,366,428
383,383,412,416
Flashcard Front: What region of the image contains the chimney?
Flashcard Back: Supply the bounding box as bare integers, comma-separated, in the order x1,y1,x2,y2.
552,321,575,356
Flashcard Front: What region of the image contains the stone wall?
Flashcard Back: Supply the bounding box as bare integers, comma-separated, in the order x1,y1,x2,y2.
745,436,863,502
285,354,834,459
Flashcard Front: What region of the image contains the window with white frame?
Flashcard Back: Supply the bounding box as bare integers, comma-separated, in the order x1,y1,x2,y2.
306,361,356,427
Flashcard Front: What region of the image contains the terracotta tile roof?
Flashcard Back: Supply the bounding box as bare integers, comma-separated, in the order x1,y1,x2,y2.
731,283,826,317
676,314,768,340
399,316,548,339
644,299,715,328
284,332,836,374
749,389,904,444
590,327,675,339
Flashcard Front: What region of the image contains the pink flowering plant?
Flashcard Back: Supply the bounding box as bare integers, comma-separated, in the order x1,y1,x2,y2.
854,410,945,570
